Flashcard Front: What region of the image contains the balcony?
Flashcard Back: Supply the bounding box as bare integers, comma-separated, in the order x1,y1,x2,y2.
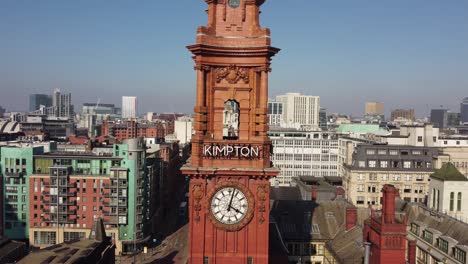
103,217,119,224
102,201,127,207
42,191,77,197
4,172,24,178
102,183,128,189
103,192,119,198
44,182,76,188
40,216,75,224
43,200,76,206
42,208,77,215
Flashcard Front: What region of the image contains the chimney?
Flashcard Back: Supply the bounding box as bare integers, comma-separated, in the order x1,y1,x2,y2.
408,239,416,264
346,207,358,230
311,185,318,201
382,184,398,224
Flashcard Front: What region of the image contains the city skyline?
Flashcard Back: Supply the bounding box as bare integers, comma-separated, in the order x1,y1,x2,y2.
1,1,467,116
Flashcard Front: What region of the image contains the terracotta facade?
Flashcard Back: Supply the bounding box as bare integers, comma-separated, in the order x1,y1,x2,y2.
182,1,279,263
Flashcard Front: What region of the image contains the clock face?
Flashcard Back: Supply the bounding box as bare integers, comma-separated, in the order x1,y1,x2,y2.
210,187,248,225
228,0,240,9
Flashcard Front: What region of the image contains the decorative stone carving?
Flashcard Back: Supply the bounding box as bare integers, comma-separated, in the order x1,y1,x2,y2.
257,184,267,224
192,183,204,222
215,65,249,84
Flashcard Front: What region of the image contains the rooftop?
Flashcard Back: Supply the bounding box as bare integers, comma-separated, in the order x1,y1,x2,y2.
431,162,468,181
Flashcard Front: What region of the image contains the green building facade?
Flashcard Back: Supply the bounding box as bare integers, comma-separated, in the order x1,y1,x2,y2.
1,146,44,239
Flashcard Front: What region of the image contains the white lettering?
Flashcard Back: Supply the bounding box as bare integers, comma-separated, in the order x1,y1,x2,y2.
251,147,259,157
203,144,261,159
204,145,212,156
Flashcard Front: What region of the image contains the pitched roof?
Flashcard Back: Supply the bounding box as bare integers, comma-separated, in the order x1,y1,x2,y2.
431,162,467,182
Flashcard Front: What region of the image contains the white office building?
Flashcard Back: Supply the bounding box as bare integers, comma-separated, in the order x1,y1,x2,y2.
122,96,137,119
275,93,320,130
269,129,339,186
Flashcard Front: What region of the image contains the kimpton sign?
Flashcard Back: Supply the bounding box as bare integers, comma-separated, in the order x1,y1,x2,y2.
203,144,261,159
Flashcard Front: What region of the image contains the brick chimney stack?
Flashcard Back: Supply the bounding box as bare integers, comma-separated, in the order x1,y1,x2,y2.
408,240,417,264
346,207,357,230
311,185,318,201
382,185,397,224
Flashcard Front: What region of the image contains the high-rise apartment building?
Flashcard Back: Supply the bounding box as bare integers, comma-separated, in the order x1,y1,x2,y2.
29,94,52,112
430,108,448,129
269,129,339,186
319,107,327,130
1,146,43,239
364,102,384,122
1,139,154,254
390,108,415,121
461,97,468,124
276,93,320,129
122,96,137,119
52,89,74,119
267,99,283,126
447,112,461,127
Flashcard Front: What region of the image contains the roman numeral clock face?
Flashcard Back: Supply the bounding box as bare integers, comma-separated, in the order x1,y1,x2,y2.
211,187,248,224
207,182,255,231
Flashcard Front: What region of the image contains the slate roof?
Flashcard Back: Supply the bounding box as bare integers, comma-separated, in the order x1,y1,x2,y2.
270,199,352,241
404,203,468,245
431,162,468,182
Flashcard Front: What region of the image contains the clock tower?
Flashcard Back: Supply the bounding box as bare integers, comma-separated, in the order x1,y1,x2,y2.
181,0,279,264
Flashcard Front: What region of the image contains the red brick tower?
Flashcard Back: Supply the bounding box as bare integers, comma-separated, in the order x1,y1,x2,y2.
182,1,279,264
363,184,407,264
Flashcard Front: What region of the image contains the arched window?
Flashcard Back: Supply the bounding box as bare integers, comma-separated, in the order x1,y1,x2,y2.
450,192,454,211
223,100,239,140
458,192,462,211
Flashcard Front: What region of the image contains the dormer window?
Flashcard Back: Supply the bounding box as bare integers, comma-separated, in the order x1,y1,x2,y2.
436,238,448,253
410,223,419,235
223,100,239,140
423,230,433,244
454,247,467,263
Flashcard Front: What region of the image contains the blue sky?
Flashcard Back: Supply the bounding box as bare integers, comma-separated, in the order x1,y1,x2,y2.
1,0,467,117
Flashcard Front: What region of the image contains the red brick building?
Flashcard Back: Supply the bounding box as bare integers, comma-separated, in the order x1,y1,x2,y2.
363,184,415,264
101,119,168,141
182,1,280,263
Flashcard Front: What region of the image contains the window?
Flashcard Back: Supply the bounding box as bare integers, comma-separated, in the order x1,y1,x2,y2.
433,136,437,143
423,230,433,244
378,150,387,155
450,192,455,211
458,192,462,211
405,175,412,181
417,136,423,142
437,239,449,253
222,100,239,140
369,160,376,168
380,161,388,168
64,232,85,242
357,185,365,192
410,223,419,235
369,174,377,181
454,248,466,264
366,149,376,155
389,150,398,155
393,174,401,181
403,161,411,168
357,196,365,205
381,174,389,181
357,174,365,181
247,256,253,264
358,161,366,168
412,150,421,155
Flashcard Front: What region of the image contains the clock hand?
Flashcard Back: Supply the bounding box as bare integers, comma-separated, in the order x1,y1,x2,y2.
228,188,236,212
229,206,242,214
